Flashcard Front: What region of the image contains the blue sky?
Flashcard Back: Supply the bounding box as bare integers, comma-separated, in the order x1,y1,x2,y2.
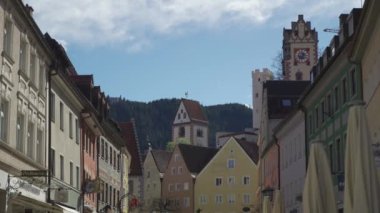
25,0,362,106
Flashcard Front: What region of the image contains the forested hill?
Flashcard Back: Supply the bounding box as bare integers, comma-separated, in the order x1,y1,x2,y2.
109,98,252,151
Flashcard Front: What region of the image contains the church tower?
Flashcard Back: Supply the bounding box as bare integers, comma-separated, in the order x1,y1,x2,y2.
282,15,318,80
172,99,209,147
252,68,273,131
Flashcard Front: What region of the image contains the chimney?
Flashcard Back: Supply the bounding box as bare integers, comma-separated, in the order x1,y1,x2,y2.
25,4,34,17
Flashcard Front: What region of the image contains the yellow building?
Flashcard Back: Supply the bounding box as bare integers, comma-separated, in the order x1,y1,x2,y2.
142,149,171,212
195,137,259,213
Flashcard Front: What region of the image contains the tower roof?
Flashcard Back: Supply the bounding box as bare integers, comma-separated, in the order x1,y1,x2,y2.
181,99,208,122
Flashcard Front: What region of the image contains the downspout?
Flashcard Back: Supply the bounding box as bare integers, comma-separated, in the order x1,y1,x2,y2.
274,136,280,189
96,136,100,212
299,104,308,170
47,62,57,204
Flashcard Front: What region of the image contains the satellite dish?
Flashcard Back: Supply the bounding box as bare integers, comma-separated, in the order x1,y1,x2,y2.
55,188,68,203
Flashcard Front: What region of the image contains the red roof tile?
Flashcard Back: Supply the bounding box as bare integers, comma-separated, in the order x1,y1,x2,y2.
181,99,208,122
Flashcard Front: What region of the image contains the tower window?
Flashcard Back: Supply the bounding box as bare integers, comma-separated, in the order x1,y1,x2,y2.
179,127,185,137
296,72,303,80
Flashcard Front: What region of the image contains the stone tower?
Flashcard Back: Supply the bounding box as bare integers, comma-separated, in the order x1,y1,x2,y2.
282,15,318,80
252,68,273,131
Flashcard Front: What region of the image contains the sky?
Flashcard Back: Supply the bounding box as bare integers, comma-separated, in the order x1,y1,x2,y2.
24,0,362,106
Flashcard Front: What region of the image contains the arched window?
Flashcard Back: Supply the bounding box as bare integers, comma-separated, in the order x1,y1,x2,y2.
296,71,303,80
179,127,185,137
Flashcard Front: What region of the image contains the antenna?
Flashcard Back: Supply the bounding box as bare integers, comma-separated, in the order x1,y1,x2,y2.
323,28,339,33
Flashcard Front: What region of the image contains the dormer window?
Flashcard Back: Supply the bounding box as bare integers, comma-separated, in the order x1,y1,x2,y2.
184,113,187,119
177,114,180,119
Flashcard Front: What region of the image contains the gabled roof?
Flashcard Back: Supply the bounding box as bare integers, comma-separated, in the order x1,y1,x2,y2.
119,120,143,176
178,144,217,174
151,150,172,173
236,138,259,164
181,99,208,122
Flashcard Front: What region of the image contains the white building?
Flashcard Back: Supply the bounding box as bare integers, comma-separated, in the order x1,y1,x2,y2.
274,110,306,213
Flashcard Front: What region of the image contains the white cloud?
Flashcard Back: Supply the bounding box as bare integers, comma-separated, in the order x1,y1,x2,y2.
23,0,361,51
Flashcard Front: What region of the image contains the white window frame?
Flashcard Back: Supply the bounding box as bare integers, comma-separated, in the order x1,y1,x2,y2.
200,195,207,205
184,182,189,190
242,176,250,185
215,194,223,205
228,176,235,185
227,194,236,204
243,194,250,204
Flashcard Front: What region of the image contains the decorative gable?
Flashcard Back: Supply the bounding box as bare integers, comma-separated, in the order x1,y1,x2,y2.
173,102,191,124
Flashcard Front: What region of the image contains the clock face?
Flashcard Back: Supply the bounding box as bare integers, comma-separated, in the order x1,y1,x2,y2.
295,48,310,63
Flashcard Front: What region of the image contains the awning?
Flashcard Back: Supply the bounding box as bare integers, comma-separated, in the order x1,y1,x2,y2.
55,204,80,213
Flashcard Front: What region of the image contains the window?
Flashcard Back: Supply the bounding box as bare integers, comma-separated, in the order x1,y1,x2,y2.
0,101,9,142
117,154,120,171
227,159,235,168
60,155,64,181
176,183,182,191
171,167,177,175
178,167,183,174
51,149,55,176
296,71,303,80
228,176,235,185
169,184,174,192
76,166,79,189
75,119,79,144
16,113,25,152
177,114,180,119
315,107,319,129
105,183,108,203
174,154,179,162
50,93,55,122
282,99,292,107
70,162,73,185
36,129,43,164
59,102,64,131
351,69,356,96
105,143,108,162
69,113,73,139
29,53,37,84
146,171,150,178
215,195,223,204
27,121,34,159
19,39,27,73
342,78,348,103
184,182,189,190
327,94,332,117
3,19,13,55
179,126,185,137
39,64,45,95
196,129,203,137
110,147,113,165
321,101,325,123
215,177,222,186
337,138,343,172
183,197,190,207
227,194,236,204
113,150,116,169
243,194,250,204
329,144,334,173
184,112,187,119
101,140,104,159
243,176,250,185
200,195,207,204
334,86,339,111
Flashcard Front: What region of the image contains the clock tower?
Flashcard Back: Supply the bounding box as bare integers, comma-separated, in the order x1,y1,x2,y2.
282,15,318,80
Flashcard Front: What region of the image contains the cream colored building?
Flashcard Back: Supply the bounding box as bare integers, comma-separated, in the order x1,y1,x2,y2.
0,0,62,212
142,149,171,212
352,0,380,148
195,137,259,213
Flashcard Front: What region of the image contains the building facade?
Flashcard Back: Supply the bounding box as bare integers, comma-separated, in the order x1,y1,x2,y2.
142,149,171,211
299,8,362,210
195,137,259,213
0,1,59,212
274,110,305,213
